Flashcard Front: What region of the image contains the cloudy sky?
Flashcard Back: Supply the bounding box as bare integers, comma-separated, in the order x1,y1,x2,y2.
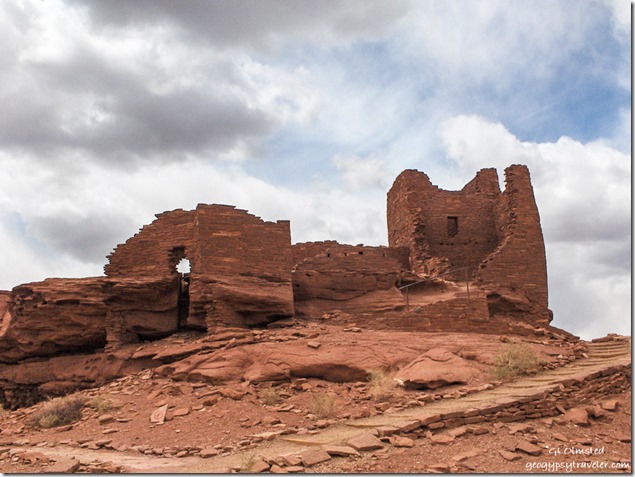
0,0,630,340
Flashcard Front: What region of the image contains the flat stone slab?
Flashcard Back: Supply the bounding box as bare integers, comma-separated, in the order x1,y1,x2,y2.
430,433,455,445
499,450,521,461
199,448,220,458
250,460,271,473
301,449,331,467
601,400,620,411
45,457,80,473
563,407,589,426
375,425,399,437
322,445,360,457
452,450,479,462
285,465,306,473
389,435,415,448
515,440,542,456
347,433,384,451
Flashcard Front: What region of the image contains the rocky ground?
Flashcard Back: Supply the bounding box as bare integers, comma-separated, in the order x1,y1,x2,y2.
0,324,630,474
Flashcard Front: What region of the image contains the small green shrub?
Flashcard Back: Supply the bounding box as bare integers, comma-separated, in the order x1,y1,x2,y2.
260,388,283,406
493,342,542,380
311,393,335,418
29,395,86,429
368,369,400,402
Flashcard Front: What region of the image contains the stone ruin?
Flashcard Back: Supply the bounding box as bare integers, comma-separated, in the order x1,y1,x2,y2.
0,164,554,406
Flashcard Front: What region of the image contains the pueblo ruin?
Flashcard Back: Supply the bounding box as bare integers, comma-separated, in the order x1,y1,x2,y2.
0,164,562,408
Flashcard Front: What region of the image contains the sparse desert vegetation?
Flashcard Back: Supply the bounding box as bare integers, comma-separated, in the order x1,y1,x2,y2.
29,395,86,429
368,369,401,402
493,342,543,380
311,392,335,418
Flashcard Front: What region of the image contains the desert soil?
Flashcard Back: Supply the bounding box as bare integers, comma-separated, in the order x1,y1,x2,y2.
0,325,630,474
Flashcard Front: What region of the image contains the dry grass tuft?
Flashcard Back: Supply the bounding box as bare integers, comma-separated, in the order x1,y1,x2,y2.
239,454,257,473
311,392,335,418
29,395,86,429
260,387,283,406
88,396,120,414
493,342,542,380
368,369,401,402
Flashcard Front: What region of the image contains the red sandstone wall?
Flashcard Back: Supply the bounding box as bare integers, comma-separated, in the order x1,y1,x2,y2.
104,209,196,278
387,168,501,277
387,170,429,272
190,204,294,329
292,243,409,315
387,164,550,325
292,241,340,266
104,204,294,331
476,165,550,324
292,242,409,269
195,205,292,281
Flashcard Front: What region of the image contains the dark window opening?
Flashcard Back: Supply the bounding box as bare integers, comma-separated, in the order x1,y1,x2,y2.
358,251,364,255
447,216,459,237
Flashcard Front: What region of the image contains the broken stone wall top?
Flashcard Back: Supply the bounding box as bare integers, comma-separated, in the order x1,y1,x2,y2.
387,167,501,277
105,204,292,281
387,164,549,325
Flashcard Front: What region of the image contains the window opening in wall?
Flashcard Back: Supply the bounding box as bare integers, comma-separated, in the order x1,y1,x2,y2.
447,216,459,238
358,251,364,255
176,257,191,274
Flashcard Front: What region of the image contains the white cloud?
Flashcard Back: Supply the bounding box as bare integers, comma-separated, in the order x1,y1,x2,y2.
332,154,390,191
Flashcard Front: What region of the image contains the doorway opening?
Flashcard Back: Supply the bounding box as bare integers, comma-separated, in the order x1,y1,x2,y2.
175,257,191,328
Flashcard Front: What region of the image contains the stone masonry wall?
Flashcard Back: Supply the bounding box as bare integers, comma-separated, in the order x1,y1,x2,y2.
103,204,295,331
476,165,550,324
387,168,501,278
191,204,294,329
292,242,410,270
104,209,196,278
387,165,549,326
292,243,410,315
396,363,630,434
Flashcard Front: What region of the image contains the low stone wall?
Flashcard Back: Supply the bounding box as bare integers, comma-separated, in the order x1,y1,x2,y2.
400,363,631,433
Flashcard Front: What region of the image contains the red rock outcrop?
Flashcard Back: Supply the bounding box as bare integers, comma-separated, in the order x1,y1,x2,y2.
151,330,510,385
0,277,179,364
395,348,481,389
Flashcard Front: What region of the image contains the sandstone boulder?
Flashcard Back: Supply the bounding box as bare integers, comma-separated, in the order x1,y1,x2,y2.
395,348,480,389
